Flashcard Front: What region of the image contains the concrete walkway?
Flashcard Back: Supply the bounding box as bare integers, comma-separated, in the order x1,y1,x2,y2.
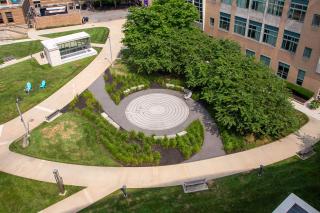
0,55,32,69
0,19,319,212
0,38,35,46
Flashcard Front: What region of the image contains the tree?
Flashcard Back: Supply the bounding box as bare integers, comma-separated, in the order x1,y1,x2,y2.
122,0,300,138
122,0,198,74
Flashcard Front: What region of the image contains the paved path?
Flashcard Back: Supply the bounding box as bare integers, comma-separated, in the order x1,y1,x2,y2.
0,55,32,69
80,8,128,23
0,38,35,46
28,22,115,41
89,76,225,160
0,19,319,212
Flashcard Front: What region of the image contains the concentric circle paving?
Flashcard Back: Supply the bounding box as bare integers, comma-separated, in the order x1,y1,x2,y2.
125,93,189,130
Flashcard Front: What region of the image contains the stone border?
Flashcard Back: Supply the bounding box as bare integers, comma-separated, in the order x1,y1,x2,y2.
123,84,146,96
153,131,187,140
165,83,185,91
101,112,120,130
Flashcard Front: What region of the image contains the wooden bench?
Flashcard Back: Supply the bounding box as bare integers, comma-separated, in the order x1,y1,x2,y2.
296,146,315,160
182,179,208,193
3,56,15,63
45,109,61,122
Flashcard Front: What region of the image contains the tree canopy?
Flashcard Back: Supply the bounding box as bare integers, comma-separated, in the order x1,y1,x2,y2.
122,0,300,138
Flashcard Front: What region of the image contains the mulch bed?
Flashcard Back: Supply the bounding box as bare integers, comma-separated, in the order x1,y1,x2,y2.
153,144,184,165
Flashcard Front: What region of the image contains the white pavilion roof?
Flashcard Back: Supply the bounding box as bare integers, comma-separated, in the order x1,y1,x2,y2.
41,32,90,51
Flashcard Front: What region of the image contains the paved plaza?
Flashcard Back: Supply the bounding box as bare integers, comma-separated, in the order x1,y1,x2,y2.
125,93,190,130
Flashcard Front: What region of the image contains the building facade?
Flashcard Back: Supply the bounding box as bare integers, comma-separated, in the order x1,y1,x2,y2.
0,0,30,25
203,0,320,95
41,32,97,66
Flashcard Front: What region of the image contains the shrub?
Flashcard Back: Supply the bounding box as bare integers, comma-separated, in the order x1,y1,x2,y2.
221,130,245,154
309,100,320,110
286,82,314,100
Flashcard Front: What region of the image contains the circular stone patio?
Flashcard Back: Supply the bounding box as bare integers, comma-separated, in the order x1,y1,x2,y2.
125,93,190,130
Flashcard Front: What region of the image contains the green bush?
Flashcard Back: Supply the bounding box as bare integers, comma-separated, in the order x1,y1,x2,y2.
309,100,320,110
66,91,205,165
221,130,245,154
286,82,314,100
104,67,150,104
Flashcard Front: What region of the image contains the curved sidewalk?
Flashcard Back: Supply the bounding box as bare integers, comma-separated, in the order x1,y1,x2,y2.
0,18,319,212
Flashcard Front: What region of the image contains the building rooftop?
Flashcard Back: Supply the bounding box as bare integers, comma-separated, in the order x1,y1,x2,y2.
0,0,23,9
41,32,90,51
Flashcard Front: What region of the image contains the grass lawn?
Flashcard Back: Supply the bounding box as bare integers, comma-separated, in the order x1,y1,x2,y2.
41,27,109,44
10,112,120,167
0,53,97,124
0,171,82,213
81,142,320,213
0,40,43,64
10,91,204,166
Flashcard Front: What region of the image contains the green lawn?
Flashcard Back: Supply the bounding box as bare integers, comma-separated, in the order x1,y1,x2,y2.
41,27,109,44
10,91,204,166
0,171,82,213
0,54,97,124
10,112,120,167
81,142,320,213
0,41,43,64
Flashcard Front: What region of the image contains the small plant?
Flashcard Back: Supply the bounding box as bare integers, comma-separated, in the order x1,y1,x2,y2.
309,100,320,110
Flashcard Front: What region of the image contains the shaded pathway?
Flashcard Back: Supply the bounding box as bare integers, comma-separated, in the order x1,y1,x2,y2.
88,75,226,161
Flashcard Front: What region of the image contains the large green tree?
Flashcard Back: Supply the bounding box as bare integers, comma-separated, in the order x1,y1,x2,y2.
122,0,300,138
122,0,198,74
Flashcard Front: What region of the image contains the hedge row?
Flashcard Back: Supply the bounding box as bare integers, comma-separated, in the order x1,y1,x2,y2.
286,81,314,100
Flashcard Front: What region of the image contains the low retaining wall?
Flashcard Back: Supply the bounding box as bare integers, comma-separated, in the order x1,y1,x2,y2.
34,12,82,30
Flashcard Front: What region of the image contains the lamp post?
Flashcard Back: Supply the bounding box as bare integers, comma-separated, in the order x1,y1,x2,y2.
105,36,113,66
16,97,29,148
53,169,66,195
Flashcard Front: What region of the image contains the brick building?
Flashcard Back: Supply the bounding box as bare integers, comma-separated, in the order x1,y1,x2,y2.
0,0,30,25
202,0,320,96
0,0,82,28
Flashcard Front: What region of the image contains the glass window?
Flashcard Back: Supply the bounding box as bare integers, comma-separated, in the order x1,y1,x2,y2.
5,12,14,23
194,0,203,23
246,49,255,57
281,30,300,53
210,17,214,28
251,0,266,13
221,0,232,4
236,0,249,8
187,0,203,23
247,20,262,41
0,13,3,24
260,55,271,66
267,0,284,16
262,24,278,46
288,0,308,22
303,47,312,58
277,62,290,79
234,16,247,36
219,12,231,31
58,38,90,58
296,69,305,86
312,14,320,27
288,204,308,213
